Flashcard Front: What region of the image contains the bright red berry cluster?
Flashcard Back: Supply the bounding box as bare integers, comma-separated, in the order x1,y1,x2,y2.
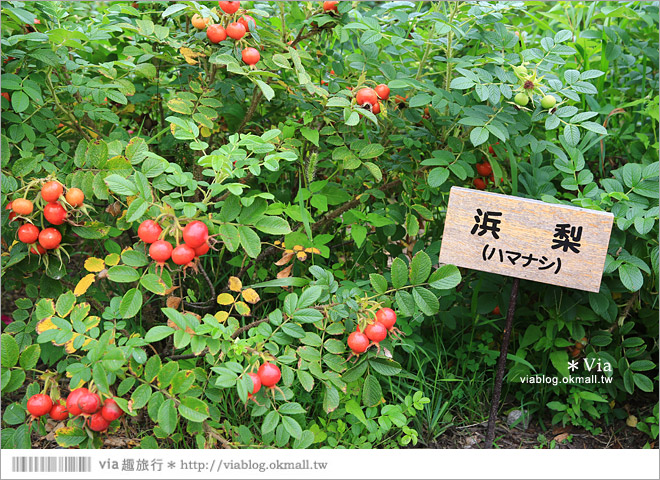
138,219,211,274
347,307,399,357
6,180,87,254
354,84,389,116
205,2,260,66
27,389,123,432
473,144,504,190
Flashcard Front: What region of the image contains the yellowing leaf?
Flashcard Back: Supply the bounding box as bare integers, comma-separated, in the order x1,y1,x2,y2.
36,317,57,334
126,196,137,206
296,251,308,261
74,273,96,297
201,126,211,138
241,288,260,304
214,311,229,323
275,251,294,266
166,296,182,309
84,257,105,273
228,276,243,292
305,247,321,254
104,253,120,266
293,245,304,251
277,264,293,279
217,293,235,305
234,301,251,316
180,47,206,65
84,316,100,332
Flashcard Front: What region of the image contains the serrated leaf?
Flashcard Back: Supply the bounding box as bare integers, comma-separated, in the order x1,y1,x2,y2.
390,258,408,289
369,273,388,294
362,374,382,407
409,251,431,284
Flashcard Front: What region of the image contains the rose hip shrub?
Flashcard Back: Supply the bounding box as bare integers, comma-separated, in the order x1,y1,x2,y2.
1,2,658,449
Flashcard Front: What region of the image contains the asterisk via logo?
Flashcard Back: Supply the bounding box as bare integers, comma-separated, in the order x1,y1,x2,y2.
168,462,176,470
568,360,579,372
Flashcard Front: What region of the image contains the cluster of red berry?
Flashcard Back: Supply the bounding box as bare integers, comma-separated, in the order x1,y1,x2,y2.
7,180,85,254
26,389,123,432
245,362,281,399
138,219,210,273
347,307,399,356
472,143,503,190
202,1,260,66
354,84,390,116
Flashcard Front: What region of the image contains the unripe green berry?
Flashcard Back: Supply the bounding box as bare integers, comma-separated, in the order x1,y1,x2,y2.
541,94,557,109
514,92,529,106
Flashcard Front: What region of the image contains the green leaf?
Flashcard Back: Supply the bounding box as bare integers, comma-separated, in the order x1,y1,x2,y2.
619,263,643,292
104,174,138,196
126,197,149,222
254,216,291,235
428,167,449,188
470,126,489,147
297,370,314,391
362,374,382,407
238,225,261,258
145,326,175,343
369,357,402,376
390,257,408,289
255,79,274,101
323,384,339,413
369,273,388,294
140,274,168,295
428,265,462,290
395,290,415,317
409,251,431,284
144,354,161,383
92,363,110,394
262,410,280,435
119,288,143,319
550,350,569,378
297,286,323,309
107,265,141,283
359,143,384,159
131,383,152,410
18,344,40,370
345,399,368,426
11,91,29,113
178,397,209,422
633,373,654,392
412,286,439,315
281,415,302,439
300,127,319,147
56,291,76,317
0,334,19,368
157,399,178,435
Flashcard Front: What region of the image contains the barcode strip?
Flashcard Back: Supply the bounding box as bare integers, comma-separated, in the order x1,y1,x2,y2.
11,456,91,473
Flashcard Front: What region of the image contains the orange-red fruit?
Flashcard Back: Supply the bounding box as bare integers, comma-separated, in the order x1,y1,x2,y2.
78,391,101,414
43,202,67,225
172,244,195,265
66,188,84,207
6,202,16,221
247,372,262,396
27,394,53,417
194,242,210,257
242,47,260,65
364,322,387,342
87,412,110,432
182,220,208,248
226,22,246,40
356,87,378,106
191,14,208,30
66,388,89,416
38,228,62,250
473,178,486,190
49,399,69,421
375,307,397,330
493,306,501,315
1,92,10,102
149,240,173,263
257,362,281,387
372,102,381,114
323,1,339,11
41,181,63,202
30,244,46,255
206,24,227,43
12,198,33,215
476,161,492,177
100,398,123,422
18,224,40,244
374,83,390,100
218,1,240,14
347,330,369,354
138,220,162,244
238,15,255,31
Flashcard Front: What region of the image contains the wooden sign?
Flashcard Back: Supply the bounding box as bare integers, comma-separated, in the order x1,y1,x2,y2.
438,187,614,292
